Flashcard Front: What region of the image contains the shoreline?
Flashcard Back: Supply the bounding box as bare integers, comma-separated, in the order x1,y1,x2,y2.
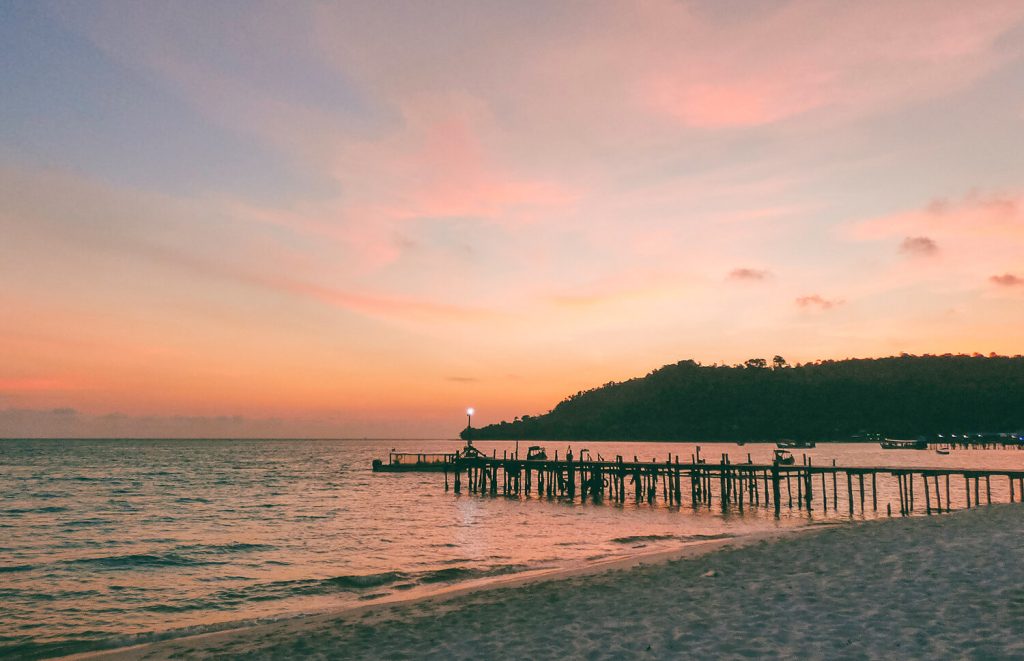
76,504,1024,659
73,522,828,660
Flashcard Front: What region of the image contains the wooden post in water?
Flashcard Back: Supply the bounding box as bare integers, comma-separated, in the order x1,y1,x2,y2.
805,459,813,510
872,473,878,512
786,470,793,508
858,474,865,513
965,475,971,508
847,472,854,515
945,475,950,512
923,474,931,515
933,474,941,512
832,460,838,511
565,452,573,499
771,464,781,516
986,476,991,505
690,461,698,505
674,456,682,505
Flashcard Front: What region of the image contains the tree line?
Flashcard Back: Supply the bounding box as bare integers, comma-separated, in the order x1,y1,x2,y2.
462,354,1024,442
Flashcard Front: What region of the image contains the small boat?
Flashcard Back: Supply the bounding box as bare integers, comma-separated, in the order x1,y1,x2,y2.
526,446,548,461
776,440,816,449
880,438,928,450
936,446,951,455
372,450,458,472
372,441,481,472
773,449,795,465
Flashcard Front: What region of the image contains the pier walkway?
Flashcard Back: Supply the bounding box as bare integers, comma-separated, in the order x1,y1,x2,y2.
443,449,1024,517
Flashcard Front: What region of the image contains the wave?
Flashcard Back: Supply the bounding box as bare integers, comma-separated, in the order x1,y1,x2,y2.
610,534,677,544
211,563,535,606
417,564,531,584
0,564,34,573
66,552,225,570
174,542,275,555
610,532,734,545
62,518,113,528
1,506,68,515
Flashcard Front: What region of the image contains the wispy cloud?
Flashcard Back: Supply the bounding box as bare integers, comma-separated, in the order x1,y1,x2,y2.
728,267,771,281
990,274,1023,287
899,236,939,256
795,294,843,310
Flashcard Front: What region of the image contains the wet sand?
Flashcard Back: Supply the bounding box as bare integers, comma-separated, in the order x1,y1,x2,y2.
85,504,1024,659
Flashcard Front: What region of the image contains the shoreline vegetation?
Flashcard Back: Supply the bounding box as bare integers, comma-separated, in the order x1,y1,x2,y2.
85,504,1024,659
464,354,1024,442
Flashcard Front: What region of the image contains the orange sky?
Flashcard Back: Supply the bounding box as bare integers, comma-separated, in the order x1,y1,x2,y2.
2,1,1024,437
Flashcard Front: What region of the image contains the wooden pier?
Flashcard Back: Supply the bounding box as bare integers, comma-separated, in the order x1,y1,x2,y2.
442,449,1024,517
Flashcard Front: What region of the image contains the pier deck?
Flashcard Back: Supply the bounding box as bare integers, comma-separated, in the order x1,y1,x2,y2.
440,450,1024,517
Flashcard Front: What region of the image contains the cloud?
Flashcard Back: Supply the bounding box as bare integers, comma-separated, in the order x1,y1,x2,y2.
728,268,771,281
795,294,843,310
639,1,1024,128
899,236,939,256
842,190,1024,293
990,274,1023,287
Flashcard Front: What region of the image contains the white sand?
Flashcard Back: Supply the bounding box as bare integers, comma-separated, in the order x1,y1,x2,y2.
86,505,1024,660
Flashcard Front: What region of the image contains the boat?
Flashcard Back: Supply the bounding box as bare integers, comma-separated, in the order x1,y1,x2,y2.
880,438,928,450
526,446,548,461
372,450,458,472
936,445,951,455
372,440,483,472
773,449,795,465
776,440,816,449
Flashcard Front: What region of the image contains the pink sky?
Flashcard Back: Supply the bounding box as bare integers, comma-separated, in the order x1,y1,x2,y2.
2,1,1023,437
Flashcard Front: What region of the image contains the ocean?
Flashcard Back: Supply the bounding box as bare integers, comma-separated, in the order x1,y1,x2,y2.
1,438,1021,658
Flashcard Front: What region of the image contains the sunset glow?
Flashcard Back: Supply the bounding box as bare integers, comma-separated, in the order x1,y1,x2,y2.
2,1,1024,437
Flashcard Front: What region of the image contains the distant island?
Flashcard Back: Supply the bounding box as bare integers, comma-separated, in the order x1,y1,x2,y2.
463,354,1024,442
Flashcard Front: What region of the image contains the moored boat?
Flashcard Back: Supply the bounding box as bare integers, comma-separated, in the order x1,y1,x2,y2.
773,449,795,465
776,440,816,449
880,438,928,450
526,446,548,461
372,450,458,472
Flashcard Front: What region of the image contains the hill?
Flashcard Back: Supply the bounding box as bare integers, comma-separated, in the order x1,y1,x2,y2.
463,354,1024,442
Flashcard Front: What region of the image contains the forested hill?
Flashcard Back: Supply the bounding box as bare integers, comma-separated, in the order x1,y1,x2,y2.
463,355,1024,442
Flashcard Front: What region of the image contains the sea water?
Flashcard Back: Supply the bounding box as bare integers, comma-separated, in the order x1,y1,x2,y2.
1,438,1021,658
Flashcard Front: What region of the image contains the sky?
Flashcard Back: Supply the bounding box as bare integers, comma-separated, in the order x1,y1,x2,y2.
2,1,1024,438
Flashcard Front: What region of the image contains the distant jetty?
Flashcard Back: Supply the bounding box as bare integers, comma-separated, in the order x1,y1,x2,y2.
464,354,1024,442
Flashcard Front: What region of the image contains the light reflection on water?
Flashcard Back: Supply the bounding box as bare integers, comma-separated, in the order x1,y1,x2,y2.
0,438,1021,657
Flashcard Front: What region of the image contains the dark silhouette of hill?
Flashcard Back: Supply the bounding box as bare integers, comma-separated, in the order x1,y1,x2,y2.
463,354,1024,442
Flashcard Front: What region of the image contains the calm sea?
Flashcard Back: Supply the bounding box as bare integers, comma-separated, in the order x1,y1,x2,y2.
1,439,1022,658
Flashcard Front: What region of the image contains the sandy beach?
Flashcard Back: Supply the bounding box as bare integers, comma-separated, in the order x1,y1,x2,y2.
86,504,1024,660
